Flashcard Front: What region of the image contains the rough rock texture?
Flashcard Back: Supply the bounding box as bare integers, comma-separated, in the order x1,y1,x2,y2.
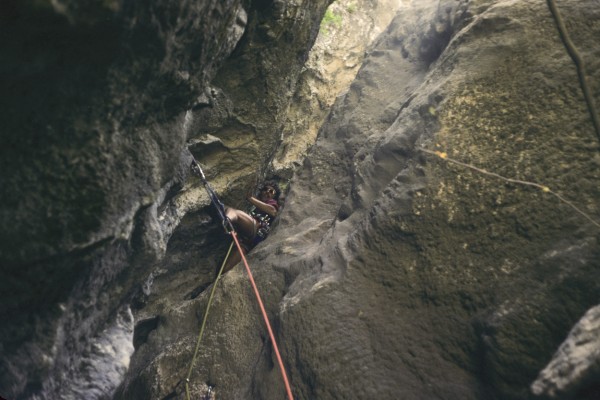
0,0,328,398
278,1,599,397
273,0,403,173
118,0,600,399
2,0,600,400
531,305,600,399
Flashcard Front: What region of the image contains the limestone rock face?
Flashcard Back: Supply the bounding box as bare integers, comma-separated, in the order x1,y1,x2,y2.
274,1,600,398
531,305,600,399
0,0,328,398
2,0,600,400
119,0,600,399
273,0,403,173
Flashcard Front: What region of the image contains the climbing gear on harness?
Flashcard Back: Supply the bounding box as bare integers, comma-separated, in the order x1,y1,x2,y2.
249,206,274,245
247,182,280,246
185,159,294,400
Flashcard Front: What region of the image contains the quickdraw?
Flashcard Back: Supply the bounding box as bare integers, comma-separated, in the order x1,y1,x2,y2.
190,158,234,233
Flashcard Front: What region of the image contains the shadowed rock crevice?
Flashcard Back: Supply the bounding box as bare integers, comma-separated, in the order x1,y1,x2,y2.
133,316,160,350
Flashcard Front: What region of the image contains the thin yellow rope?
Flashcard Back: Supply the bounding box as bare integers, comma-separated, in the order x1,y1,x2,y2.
419,147,600,229
184,240,235,400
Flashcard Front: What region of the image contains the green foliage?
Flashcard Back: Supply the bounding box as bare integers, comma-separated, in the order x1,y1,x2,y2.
320,8,343,35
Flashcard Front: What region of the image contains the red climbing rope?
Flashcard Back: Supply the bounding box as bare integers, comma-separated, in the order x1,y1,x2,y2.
230,231,294,400
189,160,293,398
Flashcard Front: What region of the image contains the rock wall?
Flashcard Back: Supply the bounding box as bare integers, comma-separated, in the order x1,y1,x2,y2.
120,0,599,399
268,0,600,398
531,305,600,399
2,0,600,399
273,0,403,173
0,0,330,398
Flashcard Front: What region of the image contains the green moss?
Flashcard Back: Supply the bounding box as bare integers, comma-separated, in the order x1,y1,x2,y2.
320,8,343,35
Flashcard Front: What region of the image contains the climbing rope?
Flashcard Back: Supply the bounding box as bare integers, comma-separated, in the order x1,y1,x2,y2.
546,0,600,144
184,241,234,400
419,147,600,229
186,159,294,400
229,231,294,400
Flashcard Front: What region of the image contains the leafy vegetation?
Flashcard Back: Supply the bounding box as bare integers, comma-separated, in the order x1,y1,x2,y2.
320,8,343,35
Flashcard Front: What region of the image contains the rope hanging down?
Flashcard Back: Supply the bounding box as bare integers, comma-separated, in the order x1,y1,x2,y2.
229,231,294,400
188,158,294,400
546,0,600,144
184,241,234,400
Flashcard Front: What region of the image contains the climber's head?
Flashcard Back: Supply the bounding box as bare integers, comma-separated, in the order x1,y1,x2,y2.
259,181,281,200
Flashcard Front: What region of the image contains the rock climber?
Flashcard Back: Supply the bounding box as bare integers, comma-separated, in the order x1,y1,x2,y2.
220,180,282,274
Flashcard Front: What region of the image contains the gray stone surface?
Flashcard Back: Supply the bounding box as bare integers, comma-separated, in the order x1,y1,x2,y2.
531,305,600,399
119,1,600,399
1,1,600,399
0,0,329,398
